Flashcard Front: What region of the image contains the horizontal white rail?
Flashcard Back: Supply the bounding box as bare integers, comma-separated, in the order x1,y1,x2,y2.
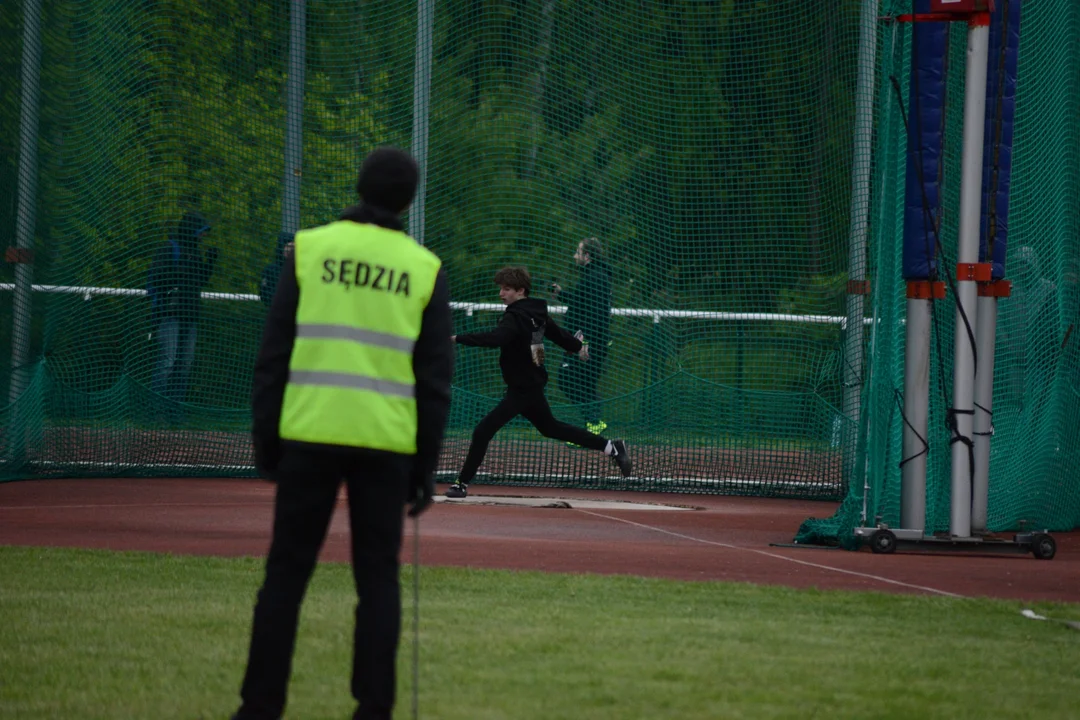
0,282,869,327
0,282,261,302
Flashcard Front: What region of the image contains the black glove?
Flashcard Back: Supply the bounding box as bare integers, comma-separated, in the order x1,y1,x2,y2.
407,469,435,517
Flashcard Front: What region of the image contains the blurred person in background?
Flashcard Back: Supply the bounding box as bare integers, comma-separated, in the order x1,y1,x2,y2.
553,237,612,435
147,210,219,410
259,231,295,306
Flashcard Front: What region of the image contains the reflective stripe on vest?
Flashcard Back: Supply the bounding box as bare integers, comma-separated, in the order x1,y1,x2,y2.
296,323,417,354
279,221,441,453
288,370,414,399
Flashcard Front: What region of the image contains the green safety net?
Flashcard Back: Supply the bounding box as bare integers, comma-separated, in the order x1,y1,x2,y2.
797,0,1080,541
1,1,1077,533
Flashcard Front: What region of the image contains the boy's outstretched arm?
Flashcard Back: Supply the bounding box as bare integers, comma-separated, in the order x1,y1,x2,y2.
455,312,517,347
545,316,584,354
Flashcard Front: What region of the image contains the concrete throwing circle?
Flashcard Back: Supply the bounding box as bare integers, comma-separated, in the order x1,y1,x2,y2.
435,494,700,511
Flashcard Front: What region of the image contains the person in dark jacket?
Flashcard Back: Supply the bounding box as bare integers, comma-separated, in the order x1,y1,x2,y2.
553,237,612,433
446,266,631,499
233,147,454,720
258,231,295,306
147,210,219,405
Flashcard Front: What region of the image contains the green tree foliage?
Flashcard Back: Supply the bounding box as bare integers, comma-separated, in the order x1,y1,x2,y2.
1,0,862,416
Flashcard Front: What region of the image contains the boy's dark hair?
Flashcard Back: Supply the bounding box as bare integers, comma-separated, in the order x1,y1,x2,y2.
580,236,603,260
494,266,532,295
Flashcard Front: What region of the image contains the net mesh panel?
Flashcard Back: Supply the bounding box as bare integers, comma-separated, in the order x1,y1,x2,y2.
1,1,1077,527
797,0,1080,542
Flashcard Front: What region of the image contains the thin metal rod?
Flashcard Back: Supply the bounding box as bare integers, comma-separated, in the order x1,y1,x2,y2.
971,294,998,532
281,0,305,235
409,0,433,244
0,284,876,325
9,0,43,408
842,0,879,484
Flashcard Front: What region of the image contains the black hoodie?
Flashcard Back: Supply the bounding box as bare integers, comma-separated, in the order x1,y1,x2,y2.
147,211,217,324
562,258,612,348
456,297,583,391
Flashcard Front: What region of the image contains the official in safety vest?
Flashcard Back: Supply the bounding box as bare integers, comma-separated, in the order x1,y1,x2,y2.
233,147,454,720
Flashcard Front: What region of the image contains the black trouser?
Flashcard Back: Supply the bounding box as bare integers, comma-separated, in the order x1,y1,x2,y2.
556,345,607,423
458,387,607,485
234,448,410,720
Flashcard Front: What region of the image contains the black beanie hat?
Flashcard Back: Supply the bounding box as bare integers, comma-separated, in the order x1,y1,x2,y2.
355,147,419,215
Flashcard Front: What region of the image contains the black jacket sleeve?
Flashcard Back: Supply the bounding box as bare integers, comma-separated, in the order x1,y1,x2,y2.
251,253,298,476
455,312,518,347
565,262,612,341
412,270,455,484
545,316,583,353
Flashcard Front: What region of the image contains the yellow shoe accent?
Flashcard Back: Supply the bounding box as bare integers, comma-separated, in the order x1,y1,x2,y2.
587,420,608,435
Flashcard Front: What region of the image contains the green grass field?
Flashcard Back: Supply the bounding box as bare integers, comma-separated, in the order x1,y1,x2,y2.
1,546,1077,719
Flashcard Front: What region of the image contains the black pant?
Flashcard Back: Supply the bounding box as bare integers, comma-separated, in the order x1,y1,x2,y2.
556,346,607,423
458,387,607,485
234,448,410,720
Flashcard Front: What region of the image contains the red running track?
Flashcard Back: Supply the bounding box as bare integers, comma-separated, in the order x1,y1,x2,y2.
0,478,1076,603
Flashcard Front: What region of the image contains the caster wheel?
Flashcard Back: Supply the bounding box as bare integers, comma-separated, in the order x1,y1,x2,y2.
870,529,897,555
1031,533,1056,560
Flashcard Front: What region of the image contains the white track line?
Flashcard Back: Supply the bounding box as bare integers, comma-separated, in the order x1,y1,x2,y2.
576,509,964,598
0,497,962,598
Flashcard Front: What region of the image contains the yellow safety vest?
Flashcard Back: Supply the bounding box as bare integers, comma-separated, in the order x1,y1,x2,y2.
279,221,442,454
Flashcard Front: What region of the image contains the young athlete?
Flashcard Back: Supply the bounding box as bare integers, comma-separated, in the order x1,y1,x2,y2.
447,267,631,498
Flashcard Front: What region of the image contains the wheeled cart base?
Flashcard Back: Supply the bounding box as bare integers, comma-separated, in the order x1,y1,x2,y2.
854,526,1056,560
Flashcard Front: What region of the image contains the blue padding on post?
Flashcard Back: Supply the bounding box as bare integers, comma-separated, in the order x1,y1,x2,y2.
980,0,1022,281
902,0,947,281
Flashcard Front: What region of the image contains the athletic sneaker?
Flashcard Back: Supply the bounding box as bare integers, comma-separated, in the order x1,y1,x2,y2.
586,420,608,435
611,439,632,477
445,482,469,499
